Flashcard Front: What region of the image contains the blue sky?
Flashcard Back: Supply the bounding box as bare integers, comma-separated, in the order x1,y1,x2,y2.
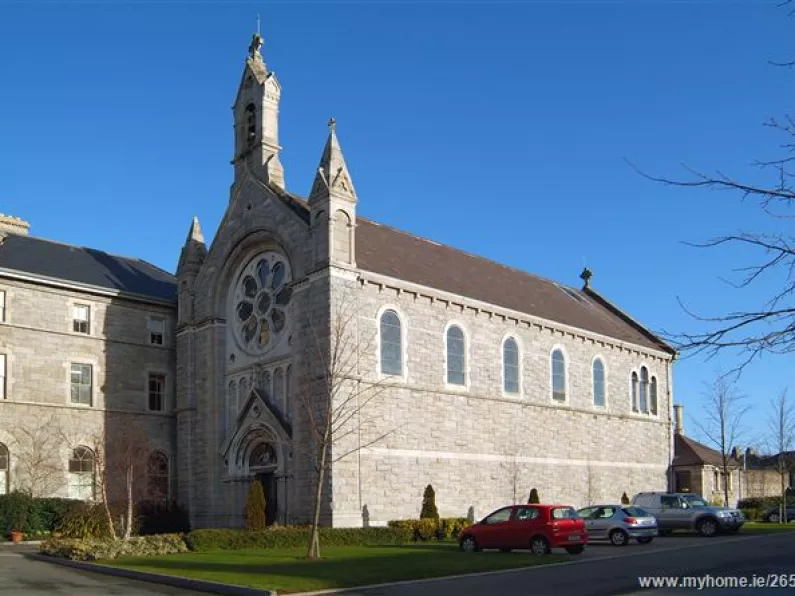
1,0,793,448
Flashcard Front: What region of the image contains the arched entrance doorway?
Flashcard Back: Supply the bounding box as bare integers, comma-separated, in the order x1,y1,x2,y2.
249,442,278,525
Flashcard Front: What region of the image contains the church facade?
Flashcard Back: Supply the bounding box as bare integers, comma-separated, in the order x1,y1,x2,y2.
0,35,676,529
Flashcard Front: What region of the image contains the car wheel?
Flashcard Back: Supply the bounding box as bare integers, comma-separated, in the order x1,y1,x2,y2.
609,529,629,546
768,512,781,524
530,536,550,556
565,544,585,555
636,537,653,545
697,518,719,537
460,535,479,553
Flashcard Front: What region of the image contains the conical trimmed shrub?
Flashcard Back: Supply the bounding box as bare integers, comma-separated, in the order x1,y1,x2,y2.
528,488,540,504
621,492,630,505
420,484,439,519
244,481,267,529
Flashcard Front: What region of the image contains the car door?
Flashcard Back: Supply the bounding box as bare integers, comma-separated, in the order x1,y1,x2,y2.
477,507,514,549
592,506,616,539
578,507,599,539
657,496,679,529
513,506,543,548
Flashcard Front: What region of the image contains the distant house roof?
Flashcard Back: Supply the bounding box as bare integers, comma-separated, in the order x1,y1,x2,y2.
673,434,740,468
0,233,177,303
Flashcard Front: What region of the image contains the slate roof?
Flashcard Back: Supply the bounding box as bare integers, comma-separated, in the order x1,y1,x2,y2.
278,186,673,354
673,434,740,468
0,233,177,303
354,219,674,354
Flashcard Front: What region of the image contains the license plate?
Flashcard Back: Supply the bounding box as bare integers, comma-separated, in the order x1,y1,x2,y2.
568,535,581,541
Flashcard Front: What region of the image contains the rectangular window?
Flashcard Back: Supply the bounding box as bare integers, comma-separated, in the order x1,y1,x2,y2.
73,304,90,334
0,290,6,322
148,316,165,345
148,373,166,411
0,354,6,400
70,363,93,406
68,474,94,501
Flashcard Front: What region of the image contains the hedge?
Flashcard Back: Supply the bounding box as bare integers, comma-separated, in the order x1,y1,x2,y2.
740,507,765,522
185,526,412,552
738,496,795,510
387,517,470,541
0,492,80,535
40,534,188,561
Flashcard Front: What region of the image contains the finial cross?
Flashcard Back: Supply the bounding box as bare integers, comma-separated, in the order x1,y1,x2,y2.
328,117,337,132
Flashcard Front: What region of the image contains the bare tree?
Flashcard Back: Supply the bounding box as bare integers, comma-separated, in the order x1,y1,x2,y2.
633,2,795,372
59,427,117,540
105,417,153,539
8,414,65,497
767,390,795,522
694,376,750,507
298,284,398,559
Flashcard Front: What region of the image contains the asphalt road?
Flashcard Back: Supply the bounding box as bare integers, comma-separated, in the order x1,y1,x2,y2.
332,533,795,596
0,545,205,596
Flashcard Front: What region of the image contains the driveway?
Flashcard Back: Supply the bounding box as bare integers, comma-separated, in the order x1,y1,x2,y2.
0,545,205,596
329,533,795,596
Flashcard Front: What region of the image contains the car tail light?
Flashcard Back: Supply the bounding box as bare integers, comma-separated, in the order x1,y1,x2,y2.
624,517,637,525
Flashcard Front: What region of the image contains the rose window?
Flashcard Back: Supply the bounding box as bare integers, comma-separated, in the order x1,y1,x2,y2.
232,252,293,353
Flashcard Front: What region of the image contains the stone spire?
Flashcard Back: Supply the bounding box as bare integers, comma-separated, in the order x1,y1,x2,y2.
309,118,357,203
232,28,285,189
177,216,207,275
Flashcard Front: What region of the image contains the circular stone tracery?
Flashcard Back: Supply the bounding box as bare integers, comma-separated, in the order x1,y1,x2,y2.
232,252,293,354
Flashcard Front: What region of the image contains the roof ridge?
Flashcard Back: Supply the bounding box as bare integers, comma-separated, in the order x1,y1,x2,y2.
20,233,158,266
358,216,584,293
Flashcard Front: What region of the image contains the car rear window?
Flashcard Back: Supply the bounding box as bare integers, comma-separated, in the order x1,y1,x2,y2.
551,507,579,519
622,507,650,517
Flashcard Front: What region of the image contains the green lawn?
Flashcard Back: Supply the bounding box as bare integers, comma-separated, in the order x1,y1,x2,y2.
740,521,795,534
107,543,566,594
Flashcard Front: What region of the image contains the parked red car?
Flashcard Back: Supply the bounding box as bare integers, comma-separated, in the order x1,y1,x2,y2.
458,504,587,555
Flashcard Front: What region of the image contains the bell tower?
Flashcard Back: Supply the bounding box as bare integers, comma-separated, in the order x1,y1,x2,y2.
232,32,285,189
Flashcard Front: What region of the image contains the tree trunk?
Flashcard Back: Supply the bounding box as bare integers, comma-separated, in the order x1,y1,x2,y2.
124,463,134,540
99,470,117,541
307,451,326,559
782,467,787,524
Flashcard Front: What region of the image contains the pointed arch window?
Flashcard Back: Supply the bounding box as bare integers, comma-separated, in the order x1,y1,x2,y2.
68,446,95,501
226,380,237,434
147,451,169,502
0,443,8,495
379,310,403,376
503,338,519,394
551,349,566,402
274,368,285,410
631,372,639,412
245,103,256,146
593,358,606,407
446,325,466,386
639,367,649,413
285,365,292,420
650,376,658,416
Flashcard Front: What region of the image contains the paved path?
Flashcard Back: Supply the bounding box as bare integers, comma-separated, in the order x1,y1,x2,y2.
327,533,795,596
0,545,206,596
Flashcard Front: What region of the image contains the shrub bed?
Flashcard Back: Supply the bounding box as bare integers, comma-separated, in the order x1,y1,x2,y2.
40,534,189,561
186,526,412,552
740,507,765,522
738,496,795,510
387,517,470,541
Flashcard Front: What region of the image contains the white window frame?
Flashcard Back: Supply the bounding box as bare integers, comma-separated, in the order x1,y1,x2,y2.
501,334,522,397
147,371,167,412
649,375,659,417
375,304,408,381
148,315,166,346
592,355,607,409
69,362,94,407
147,450,170,501
68,446,96,501
549,344,569,404
630,369,639,413
0,289,6,323
0,442,9,495
443,321,469,390
72,304,91,335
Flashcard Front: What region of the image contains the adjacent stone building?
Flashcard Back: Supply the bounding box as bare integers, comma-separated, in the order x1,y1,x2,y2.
1,33,677,528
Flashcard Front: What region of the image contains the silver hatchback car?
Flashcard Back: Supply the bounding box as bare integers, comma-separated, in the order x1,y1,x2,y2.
577,504,658,546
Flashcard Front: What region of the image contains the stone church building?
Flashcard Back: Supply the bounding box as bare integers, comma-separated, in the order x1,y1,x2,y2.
0,34,677,528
